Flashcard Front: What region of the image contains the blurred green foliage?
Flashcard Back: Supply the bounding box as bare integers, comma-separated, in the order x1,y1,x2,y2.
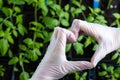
0,0,120,80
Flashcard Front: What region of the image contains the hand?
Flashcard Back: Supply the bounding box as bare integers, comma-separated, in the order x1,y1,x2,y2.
30,27,93,80
71,19,120,67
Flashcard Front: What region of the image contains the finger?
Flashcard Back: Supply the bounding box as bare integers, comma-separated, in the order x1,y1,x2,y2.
63,61,93,73
46,27,76,59
71,19,81,39
71,19,108,42
91,42,108,67
55,27,76,48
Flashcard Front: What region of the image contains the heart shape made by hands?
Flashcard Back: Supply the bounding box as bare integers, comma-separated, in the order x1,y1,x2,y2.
70,19,120,67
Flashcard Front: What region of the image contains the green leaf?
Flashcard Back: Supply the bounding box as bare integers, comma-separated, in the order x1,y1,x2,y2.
25,0,35,5
64,12,69,20
30,21,44,29
73,42,84,55
0,18,3,22
84,36,94,47
94,8,101,13
0,39,9,56
107,66,114,73
37,0,48,16
23,59,29,63
6,35,14,44
18,24,27,36
43,17,59,29
28,50,38,61
16,15,23,24
61,19,69,27
101,63,107,70
78,36,83,42
2,7,13,17
113,13,120,19
33,48,41,56
111,52,119,60
117,58,120,64
87,16,94,22
99,71,107,76
0,30,4,37
0,65,5,77
13,6,21,13
81,5,86,10
114,68,120,74
0,0,3,9
92,44,98,51
89,7,94,13
4,20,14,28
34,42,43,49
114,73,119,78
20,71,29,80
8,57,19,65
74,8,82,14
72,0,80,7
14,67,19,72
23,38,33,45
8,0,25,5
66,44,72,52
8,49,13,58
13,30,18,37
75,72,80,80
44,32,52,43
49,3,61,11
36,33,44,39
50,9,55,16
82,72,87,77
64,4,69,11
19,44,27,51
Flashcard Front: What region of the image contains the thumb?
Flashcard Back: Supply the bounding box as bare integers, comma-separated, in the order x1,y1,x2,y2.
64,61,93,73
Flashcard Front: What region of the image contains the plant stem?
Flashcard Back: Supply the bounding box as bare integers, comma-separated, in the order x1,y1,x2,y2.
80,0,82,4
33,3,38,48
82,12,87,20
107,0,112,9
21,62,25,72
59,0,61,7
0,17,10,30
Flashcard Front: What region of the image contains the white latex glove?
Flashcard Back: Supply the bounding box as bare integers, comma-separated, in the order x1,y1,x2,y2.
30,27,93,80
71,19,120,67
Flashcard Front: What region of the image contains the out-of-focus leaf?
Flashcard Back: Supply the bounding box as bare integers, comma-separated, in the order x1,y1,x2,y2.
99,71,107,76
2,7,13,17
66,44,72,52
0,0,3,9
8,57,19,65
18,24,27,36
20,71,29,80
64,4,69,11
61,19,69,27
0,39,9,56
111,52,119,60
101,63,107,70
14,6,21,13
23,38,33,45
8,0,25,5
43,17,59,29
16,15,23,24
113,13,120,19
73,42,84,55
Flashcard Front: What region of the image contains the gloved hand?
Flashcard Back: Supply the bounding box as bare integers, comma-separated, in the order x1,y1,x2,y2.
71,19,120,67
30,27,93,80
